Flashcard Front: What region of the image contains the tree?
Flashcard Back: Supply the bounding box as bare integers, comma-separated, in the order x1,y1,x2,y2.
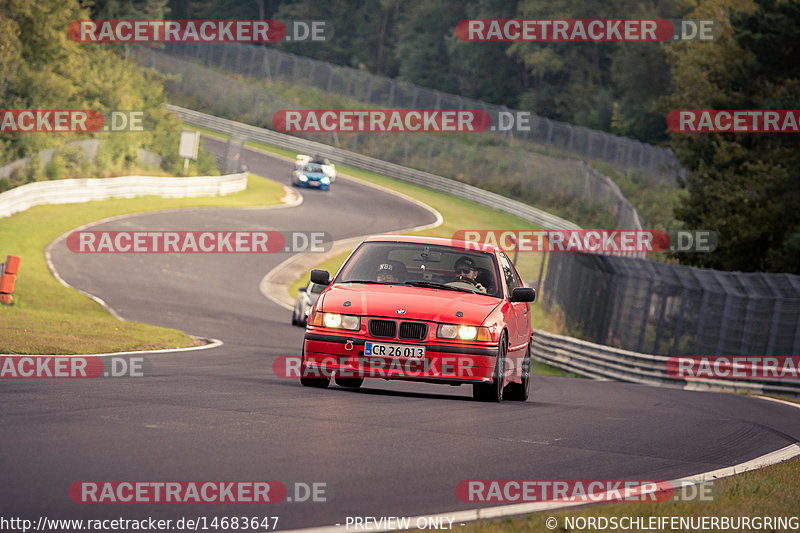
445,0,526,104
664,0,800,273
0,0,184,175
392,0,464,92
509,0,683,141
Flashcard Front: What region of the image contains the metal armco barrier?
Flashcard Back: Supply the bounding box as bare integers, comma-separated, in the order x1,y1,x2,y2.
533,329,800,396
0,255,21,305
166,105,580,232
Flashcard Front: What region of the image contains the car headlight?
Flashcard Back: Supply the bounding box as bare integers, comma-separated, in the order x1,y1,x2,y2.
310,312,360,331
321,177,330,184
299,175,308,181
437,324,491,341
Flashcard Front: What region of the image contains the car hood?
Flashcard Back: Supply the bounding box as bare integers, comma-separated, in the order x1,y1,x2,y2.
301,172,326,180
321,284,501,325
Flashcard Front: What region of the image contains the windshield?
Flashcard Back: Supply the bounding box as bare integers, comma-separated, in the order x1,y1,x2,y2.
303,163,324,173
336,241,502,298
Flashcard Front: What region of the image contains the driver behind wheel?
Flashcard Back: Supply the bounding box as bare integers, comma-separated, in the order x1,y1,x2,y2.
453,256,486,293
376,260,406,283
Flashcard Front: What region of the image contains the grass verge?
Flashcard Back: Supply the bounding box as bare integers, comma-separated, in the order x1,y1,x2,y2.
0,173,285,354
449,455,800,532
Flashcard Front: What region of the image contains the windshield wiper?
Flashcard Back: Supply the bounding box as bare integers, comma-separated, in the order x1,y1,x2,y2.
404,280,474,293
343,280,390,285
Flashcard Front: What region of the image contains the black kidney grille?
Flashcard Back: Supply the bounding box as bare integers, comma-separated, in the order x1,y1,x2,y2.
369,319,397,338
398,321,427,341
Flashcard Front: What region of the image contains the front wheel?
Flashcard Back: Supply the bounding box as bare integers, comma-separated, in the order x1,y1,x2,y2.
473,333,506,402
335,375,364,388
504,338,532,401
299,356,330,388
300,375,330,388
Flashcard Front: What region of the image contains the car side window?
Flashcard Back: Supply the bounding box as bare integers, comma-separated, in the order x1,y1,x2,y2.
499,253,521,296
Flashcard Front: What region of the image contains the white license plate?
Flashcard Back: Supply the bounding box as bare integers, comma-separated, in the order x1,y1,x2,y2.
365,342,425,358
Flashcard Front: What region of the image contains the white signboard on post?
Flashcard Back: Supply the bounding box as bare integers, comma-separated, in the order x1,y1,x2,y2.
179,131,200,172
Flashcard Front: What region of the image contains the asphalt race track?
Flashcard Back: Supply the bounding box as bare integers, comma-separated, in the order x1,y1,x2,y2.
3,141,800,530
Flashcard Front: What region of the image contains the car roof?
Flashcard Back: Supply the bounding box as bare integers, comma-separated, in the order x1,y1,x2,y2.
362,234,500,254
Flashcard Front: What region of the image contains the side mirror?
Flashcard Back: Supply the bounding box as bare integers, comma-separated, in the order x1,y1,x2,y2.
511,287,536,302
310,269,330,285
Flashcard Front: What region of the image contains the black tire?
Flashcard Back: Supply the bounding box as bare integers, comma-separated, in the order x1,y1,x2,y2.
291,310,298,326
504,339,532,402
473,333,507,402
300,375,330,388
335,375,364,388
299,352,330,388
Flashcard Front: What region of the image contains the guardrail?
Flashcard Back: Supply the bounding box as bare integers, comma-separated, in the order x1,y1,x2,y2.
167,105,580,232
0,172,247,219
533,329,800,396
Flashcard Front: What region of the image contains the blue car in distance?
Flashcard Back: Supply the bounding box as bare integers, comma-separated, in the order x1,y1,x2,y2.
292,154,336,191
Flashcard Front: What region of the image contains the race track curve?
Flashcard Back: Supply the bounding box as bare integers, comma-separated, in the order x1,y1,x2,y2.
3,140,800,530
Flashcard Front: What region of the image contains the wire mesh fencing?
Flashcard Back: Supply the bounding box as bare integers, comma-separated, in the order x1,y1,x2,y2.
153,41,683,184
542,251,800,356
137,46,645,232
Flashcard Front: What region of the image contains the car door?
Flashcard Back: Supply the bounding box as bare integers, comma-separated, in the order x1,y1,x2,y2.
499,252,528,372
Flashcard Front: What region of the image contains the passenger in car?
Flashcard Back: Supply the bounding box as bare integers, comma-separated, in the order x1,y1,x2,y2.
376,260,407,283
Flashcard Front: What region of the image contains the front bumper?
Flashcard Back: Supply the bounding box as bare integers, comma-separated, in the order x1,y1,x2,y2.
296,179,329,190
302,331,498,383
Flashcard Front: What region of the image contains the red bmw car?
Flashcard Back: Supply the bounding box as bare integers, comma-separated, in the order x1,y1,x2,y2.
300,235,536,402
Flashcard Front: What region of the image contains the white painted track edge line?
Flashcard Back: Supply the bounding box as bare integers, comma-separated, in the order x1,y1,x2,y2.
0,337,224,358
279,443,800,533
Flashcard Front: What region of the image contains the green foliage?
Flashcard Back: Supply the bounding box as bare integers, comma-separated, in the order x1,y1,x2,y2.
168,0,680,144
45,145,90,180
0,0,217,182
392,0,463,93
510,0,686,143
663,0,800,273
